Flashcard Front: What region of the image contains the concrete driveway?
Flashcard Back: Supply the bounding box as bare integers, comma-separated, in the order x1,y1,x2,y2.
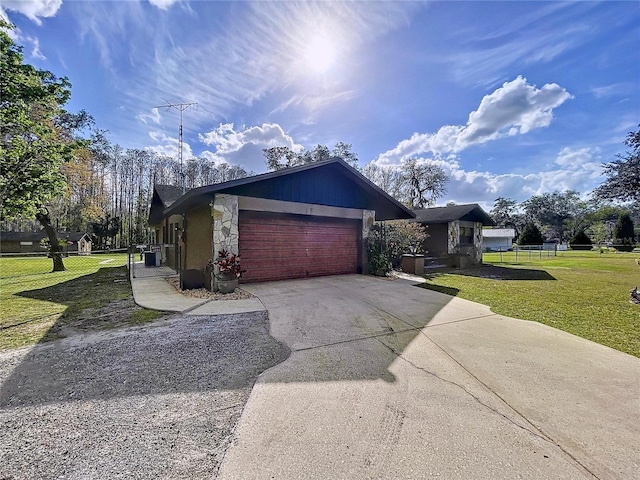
218,274,639,480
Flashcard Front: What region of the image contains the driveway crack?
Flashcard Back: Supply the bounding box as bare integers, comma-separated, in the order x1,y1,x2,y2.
293,327,420,352
373,335,553,443
378,332,600,480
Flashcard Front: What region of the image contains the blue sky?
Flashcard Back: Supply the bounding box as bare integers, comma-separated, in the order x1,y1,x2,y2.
2,0,639,208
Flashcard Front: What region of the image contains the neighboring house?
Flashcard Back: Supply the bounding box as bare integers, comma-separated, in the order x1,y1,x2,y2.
410,204,496,267
0,231,92,254
149,158,414,288
0,231,47,253
482,228,516,252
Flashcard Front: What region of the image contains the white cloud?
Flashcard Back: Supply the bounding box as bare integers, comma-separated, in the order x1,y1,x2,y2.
443,3,591,87
148,0,179,11
589,83,631,100
0,0,62,25
376,76,572,165
71,1,419,133
554,146,601,167
460,76,572,142
198,123,304,172
146,130,194,160
137,108,162,125
397,146,604,209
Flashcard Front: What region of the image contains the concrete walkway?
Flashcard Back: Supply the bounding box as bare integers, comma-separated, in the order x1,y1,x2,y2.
218,275,640,480
130,275,265,315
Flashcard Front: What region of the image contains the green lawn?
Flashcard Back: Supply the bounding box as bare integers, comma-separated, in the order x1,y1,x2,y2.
0,254,165,350
419,251,640,358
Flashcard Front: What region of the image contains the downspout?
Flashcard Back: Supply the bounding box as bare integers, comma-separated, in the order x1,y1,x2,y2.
180,213,187,289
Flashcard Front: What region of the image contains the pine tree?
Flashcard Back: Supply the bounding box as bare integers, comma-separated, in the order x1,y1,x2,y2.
612,213,636,252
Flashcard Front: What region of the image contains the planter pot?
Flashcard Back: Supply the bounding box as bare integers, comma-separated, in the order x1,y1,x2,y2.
216,272,238,294
401,254,425,275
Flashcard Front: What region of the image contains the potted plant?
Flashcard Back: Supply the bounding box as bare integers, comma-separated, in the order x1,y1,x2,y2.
213,249,246,294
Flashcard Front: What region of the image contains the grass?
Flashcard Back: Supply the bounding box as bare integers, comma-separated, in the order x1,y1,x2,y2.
418,250,640,358
0,254,166,351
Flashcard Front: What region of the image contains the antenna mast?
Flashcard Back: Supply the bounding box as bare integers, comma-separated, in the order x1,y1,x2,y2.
154,101,198,193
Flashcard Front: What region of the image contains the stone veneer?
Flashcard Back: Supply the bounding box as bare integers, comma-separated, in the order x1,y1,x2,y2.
211,194,239,290
472,221,483,263
447,220,460,254
447,220,483,263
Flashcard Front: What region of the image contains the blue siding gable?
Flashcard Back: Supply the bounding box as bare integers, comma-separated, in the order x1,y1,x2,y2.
224,164,368,209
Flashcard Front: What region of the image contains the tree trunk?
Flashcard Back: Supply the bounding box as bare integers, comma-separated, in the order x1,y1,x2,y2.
35,211,66,272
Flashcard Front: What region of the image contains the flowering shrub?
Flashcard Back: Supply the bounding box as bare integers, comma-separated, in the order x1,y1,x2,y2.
210,249,246,279
367,221,428,272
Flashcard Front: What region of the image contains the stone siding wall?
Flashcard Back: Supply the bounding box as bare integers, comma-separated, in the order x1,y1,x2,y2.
212,194,239,290
447,221,460,254
473,221,483,263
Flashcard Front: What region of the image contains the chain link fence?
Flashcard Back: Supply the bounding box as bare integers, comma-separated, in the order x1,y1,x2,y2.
0,249,129,282
483,244,640,263
0,245,182,282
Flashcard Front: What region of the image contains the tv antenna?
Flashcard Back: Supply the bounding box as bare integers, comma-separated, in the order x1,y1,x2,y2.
154,101,198,193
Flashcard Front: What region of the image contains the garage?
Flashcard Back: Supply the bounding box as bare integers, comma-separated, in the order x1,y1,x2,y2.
239,211,359,283
150,158,415,290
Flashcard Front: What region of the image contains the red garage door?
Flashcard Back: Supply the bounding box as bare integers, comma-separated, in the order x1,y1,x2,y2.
239,211,360,283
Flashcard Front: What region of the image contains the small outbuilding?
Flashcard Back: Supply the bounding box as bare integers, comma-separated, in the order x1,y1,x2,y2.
411,204,495,267
149,158,415,288
61,232,92,255
482,228,516,252
0,231,92,255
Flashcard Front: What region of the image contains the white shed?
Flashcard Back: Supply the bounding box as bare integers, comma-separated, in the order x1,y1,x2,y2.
482,228,515,251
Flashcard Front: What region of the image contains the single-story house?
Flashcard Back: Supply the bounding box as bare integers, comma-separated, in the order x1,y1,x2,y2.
149,158,415,288
0,231,47,253
410,204,496,267
0,231,92,254
148,184,185,268
482,228,516,252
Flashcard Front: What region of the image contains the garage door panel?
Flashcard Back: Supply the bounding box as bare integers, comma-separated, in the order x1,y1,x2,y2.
239,211,359,283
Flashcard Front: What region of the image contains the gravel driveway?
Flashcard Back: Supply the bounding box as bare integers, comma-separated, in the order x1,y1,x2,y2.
0,313,290,479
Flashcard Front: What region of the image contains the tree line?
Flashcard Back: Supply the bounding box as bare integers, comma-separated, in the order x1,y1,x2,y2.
490,193,639,249
1,128,250,250
488,128,639,249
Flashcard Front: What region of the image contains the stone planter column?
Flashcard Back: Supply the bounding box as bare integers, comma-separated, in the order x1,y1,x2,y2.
401,254,425,275
212,194,239,291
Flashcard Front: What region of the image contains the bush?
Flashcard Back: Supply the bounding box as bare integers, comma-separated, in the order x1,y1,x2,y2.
367,221,428,274
569,231,593,250
613,213,636,252
518,223,544,246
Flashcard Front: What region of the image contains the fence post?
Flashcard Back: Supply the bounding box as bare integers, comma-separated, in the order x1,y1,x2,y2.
128,246,134,279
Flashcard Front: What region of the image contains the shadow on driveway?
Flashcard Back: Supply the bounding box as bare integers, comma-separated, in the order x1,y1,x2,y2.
0,312,290,478
0,313,289,408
